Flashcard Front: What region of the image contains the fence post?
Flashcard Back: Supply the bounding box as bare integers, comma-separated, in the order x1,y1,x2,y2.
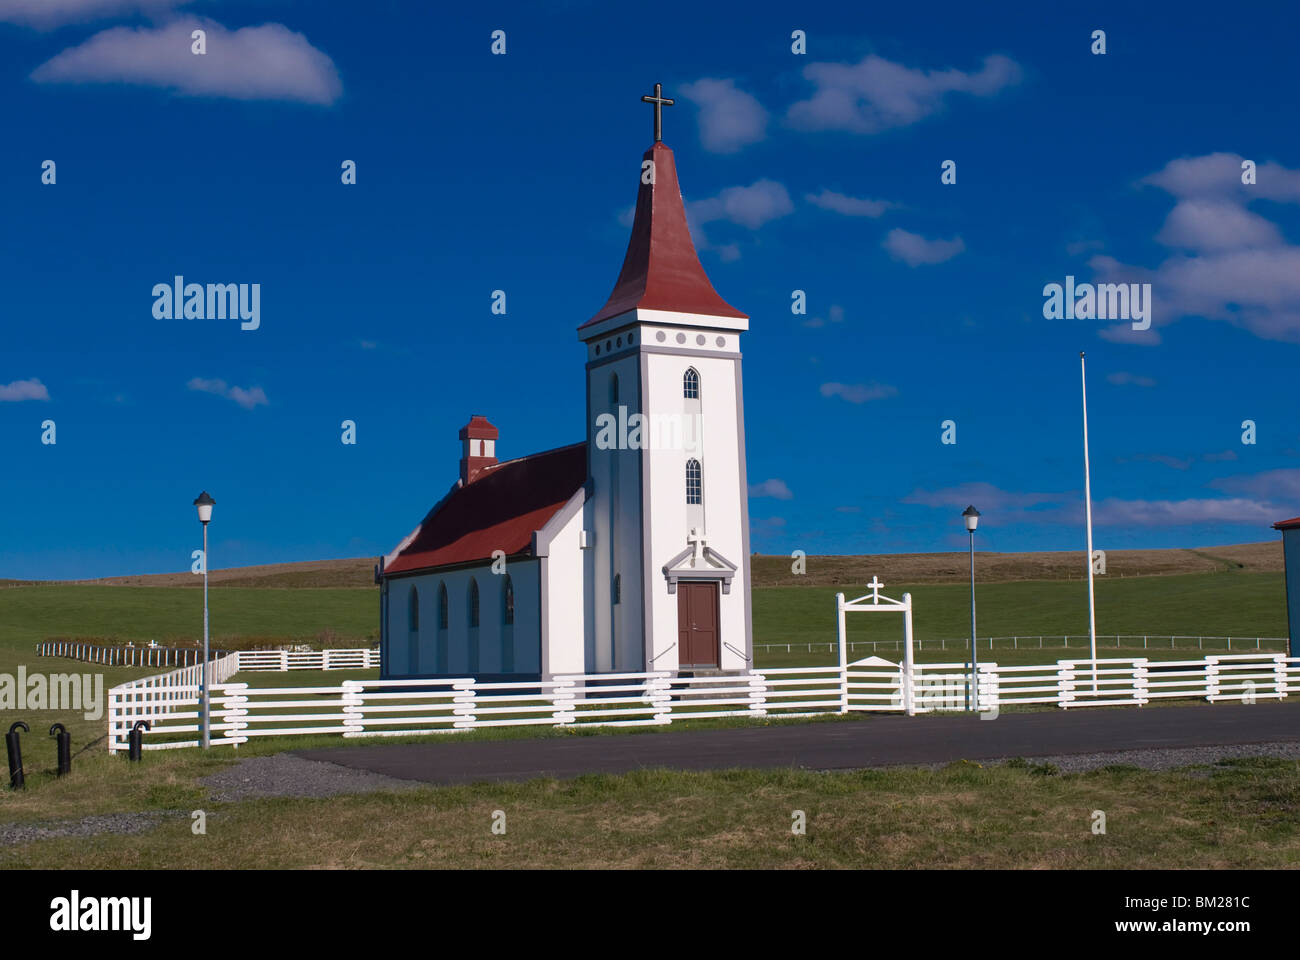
835,593,848,714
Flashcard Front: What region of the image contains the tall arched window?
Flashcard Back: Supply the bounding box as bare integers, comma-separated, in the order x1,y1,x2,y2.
610,373,619,404
467,578,481,673
501,574,515,674
683,367,700,399
436,582,448,673
685,459,702,504
407,586,420,674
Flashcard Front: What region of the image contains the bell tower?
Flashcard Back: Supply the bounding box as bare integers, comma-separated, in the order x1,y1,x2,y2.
579,84,752,675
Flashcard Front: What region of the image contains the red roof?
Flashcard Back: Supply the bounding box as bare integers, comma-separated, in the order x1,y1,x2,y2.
1275,516,1300,530
385,443,586,575
582,141,747,330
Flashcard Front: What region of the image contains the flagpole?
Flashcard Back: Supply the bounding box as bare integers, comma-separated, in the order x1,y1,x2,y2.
1081,351,1098,691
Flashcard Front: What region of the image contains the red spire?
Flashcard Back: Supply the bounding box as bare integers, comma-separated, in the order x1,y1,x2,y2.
582,142,746,331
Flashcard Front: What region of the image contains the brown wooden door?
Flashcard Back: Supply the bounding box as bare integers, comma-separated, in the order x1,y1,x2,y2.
677,582,720,667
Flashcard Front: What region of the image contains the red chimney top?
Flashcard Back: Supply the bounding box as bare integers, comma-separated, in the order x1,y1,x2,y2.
459,415,499,485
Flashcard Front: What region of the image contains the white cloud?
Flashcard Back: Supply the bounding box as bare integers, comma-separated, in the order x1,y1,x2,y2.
902,482,1060,512
689,179,793,230
0,378,50,401
1106,371,1156,387
31,17,342,105
1092,152,1300,343
806,189,894,217
749,478,793,500
1155,199,1282,253
0,0,189,29
903,478,1285,529
882,228,965,266
187,377,268,410
787,53,1021,134
1091,496,1276,527
1141,152,1300,203
679,78,767,153
819,381,897,404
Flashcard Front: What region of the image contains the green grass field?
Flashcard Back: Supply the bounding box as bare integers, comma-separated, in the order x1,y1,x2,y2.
0,568,1296,869
755,572,1287,648
0,570,1287,746
2,750,1298,869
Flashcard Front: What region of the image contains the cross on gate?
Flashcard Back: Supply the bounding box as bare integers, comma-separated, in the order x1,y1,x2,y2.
641,82,674,142
867,576,884,603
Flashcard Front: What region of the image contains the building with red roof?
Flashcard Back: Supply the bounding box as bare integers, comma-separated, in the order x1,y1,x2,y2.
378,91,754,680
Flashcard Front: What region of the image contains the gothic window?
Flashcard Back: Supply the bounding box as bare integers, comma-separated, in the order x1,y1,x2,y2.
683,367,699,399
468,578,480,629
437,583,448,630
408,587,419,631
686,459,702,504
503,574,515,625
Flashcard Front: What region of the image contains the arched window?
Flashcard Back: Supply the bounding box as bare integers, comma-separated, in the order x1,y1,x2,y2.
683,367,700,399
437,583,448,630
407,586,420,675
610,373,619,404
686,459,702,504
435,582,449,674
613,573,621,605
501,574,515,674
468,578,480,628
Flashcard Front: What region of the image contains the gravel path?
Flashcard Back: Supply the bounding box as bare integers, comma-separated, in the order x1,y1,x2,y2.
1011,739,1300,774
199,753,422,802
0,811,180,847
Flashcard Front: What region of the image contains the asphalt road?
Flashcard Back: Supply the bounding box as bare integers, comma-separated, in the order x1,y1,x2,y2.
293,701,1300,785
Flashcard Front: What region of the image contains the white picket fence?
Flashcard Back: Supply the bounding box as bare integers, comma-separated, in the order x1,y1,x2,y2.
39,642,377,672
232,648,379,671
106,653,1300,752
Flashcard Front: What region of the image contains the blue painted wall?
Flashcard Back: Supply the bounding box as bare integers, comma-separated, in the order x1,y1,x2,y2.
1284,530,1300,658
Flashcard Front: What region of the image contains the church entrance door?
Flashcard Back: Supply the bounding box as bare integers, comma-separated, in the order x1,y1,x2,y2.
677,581,720,668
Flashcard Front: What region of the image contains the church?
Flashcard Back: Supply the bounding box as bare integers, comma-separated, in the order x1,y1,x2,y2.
377,86,754,681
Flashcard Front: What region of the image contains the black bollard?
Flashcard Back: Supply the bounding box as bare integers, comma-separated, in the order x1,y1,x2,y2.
7,722,29,789
49,723,72,776
127,720,151,762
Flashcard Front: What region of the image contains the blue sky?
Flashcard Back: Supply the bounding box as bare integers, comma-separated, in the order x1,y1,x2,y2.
3,0,1300,579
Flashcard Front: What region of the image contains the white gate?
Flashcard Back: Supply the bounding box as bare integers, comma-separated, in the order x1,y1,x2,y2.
836,577,916,715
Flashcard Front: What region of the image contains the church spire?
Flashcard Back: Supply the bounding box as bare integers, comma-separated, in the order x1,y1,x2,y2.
581,86,747,332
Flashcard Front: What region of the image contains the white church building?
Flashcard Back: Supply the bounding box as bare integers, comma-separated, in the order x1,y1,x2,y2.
378,97,753,681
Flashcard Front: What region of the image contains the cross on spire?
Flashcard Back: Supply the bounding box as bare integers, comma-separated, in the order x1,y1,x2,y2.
641,82,674,143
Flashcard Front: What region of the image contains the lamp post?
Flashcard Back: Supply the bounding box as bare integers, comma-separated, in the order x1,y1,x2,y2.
193,491,215,748
962,505,981,712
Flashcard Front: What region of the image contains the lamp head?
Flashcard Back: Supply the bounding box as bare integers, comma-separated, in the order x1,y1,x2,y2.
962,504,980,532
193,491,215,525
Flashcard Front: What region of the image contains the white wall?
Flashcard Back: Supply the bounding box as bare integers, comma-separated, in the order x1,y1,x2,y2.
586,353,645,673
542,500,587,678
642,342,750,671
385,559,541,677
